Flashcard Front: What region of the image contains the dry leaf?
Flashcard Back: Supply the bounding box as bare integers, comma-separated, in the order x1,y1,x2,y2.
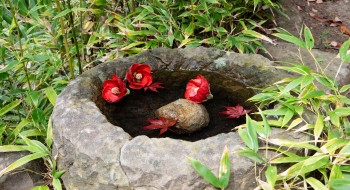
262,5,269,10
316,0,323,3
334,16,342,22
330,23,339,27
312,8,318,12
297,6,302,11
307,0,315,1
330,41,342,48
330,41,338,47
310,13,330,23
340,25,350,35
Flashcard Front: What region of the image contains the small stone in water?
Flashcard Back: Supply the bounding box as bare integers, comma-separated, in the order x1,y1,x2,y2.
155,99,209,134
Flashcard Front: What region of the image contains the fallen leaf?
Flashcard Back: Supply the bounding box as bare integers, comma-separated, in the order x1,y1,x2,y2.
144,82,165,92
220,104,251,119
330,23,339,27
334,16,342,22
141,117,177,135
297,6,302,11
340,25,350,36
262,5,269,10
310,13,330,23
330,41,342,48
312,8,318,12
316,0,323,3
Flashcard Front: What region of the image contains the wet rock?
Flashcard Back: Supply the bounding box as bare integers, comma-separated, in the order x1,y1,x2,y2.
155,99,209,134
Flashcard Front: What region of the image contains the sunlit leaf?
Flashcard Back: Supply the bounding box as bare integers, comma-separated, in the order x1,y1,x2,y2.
187,157,221,188
0,152,48,177
266,166,277,189
236,147,266,163
314,113,324,141
0,100,20,117
280,154,329,177
306,177,328,190
304,27,314,50
272,33,305,48
218,146,230,188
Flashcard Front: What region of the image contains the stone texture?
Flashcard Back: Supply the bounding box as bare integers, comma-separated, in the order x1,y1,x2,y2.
52,47,329,189
0,152,45,190
155,98,209,134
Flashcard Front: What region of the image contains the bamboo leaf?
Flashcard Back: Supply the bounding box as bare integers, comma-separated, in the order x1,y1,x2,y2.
44,86,57,106
339,39,350,61
0,100,20,117
218,146,230,188
306,177,328,190
53,9,72,19
236,147,266,163
272,33,305,48
268,139,321,151
0,152,48,177
187,157,221,188
314,113,324,141
320,138,348,154
304,27,314,49
266,166,277,189
280,154,329,177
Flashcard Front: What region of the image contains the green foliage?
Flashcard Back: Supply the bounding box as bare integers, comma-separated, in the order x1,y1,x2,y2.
0,0,283,189
237,30,350,188
188,146,230,189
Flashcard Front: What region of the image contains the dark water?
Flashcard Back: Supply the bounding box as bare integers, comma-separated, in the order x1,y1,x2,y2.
96,70,255,142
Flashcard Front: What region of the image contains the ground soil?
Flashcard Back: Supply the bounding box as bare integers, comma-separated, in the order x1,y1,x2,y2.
97,70,256,142
277,0,350,53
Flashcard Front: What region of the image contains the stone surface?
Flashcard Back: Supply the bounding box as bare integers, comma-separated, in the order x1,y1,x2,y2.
155,98,209,134
0,152,45,190
52,47,322,190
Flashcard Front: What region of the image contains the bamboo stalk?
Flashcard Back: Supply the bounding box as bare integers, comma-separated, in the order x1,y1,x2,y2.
67,0,82,74
55,0,75,79
7,0,32,91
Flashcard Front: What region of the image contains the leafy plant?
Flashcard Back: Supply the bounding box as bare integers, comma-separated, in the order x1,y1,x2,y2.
236,26,350,189
188,146,230,190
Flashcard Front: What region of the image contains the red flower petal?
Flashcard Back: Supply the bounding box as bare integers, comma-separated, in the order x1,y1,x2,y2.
185,74,212,103
126,63,153,90
102,75,128,102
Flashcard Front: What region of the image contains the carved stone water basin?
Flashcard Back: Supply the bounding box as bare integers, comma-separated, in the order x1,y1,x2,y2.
51,47,304,189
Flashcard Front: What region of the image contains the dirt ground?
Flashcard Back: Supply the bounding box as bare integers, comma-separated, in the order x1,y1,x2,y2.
276,0,350,53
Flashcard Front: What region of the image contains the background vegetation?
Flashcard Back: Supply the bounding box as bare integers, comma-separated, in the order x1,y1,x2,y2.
3,0,350,190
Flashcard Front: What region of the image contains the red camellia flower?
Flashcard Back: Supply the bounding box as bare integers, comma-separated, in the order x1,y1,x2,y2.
102,74,128,102
184,74,213,104
126,63,153,90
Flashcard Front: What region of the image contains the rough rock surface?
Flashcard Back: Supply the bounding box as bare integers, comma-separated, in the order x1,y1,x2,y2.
155,98,209,134
0,152,45,190
52,47,349,189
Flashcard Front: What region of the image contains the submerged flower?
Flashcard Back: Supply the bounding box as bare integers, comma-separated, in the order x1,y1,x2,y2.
126,63,153,90
102,74,128,102
184,74,213,104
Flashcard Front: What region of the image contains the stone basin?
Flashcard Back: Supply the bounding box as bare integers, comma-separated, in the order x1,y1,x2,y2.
51,47,305,189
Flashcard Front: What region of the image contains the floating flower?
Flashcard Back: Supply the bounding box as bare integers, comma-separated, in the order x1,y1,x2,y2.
184,74,213,104
126,63,153,90
102,74,128,102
